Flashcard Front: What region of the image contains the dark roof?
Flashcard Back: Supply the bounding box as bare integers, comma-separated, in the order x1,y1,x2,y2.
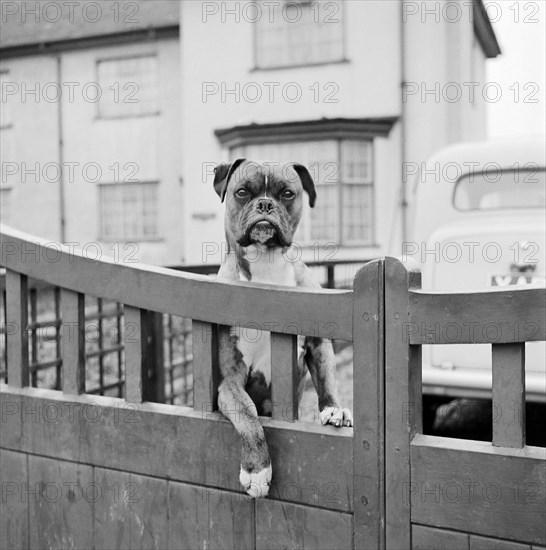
0,0,179,51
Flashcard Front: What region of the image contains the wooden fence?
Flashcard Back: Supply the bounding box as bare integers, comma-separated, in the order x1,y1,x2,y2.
0,260,368,404
0,225,544,550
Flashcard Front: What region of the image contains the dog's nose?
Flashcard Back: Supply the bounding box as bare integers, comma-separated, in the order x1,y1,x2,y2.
256,198,275,214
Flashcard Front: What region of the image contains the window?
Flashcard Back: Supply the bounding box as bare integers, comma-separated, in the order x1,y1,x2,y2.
231,139,374,245
97,55,159,118
454,169,546,211
99,182,159,241
255,0,344,68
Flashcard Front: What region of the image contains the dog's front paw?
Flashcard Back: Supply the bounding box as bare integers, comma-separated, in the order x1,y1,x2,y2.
320,406,353,427
239,464,272,498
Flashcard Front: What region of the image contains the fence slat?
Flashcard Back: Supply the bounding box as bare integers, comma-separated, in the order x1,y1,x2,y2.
192,321,218,414
384,257,422,550
353,259,385,550
6,270,29,388
61,289,85,395
492,343,526,448
124,306,148,403
147,312,165,403
271,332,298,422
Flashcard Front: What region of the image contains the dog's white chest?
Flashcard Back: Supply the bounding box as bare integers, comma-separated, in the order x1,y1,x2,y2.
236,246,303,383
235,327,273,381
240,246,297,286
234,328,305,386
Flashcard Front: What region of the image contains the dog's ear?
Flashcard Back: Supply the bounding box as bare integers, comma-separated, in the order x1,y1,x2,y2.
292,163,317,208
213,158,246,202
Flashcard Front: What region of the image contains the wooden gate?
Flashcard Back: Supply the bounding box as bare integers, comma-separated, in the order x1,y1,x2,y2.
383,257,546,550
0,226,544,549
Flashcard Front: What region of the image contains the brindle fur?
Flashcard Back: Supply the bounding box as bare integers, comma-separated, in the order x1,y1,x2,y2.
213,160,352,488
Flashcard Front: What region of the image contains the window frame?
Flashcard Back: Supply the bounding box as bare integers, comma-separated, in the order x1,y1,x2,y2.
252,0,347,71
97,180,162,242
229,137,376,247
95,53,161,120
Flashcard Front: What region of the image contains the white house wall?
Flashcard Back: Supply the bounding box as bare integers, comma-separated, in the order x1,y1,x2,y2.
1,56,61,240
59,38,182,265
1,38,181,265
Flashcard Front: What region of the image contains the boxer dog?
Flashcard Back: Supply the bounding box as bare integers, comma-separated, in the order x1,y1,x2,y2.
212,159,352,499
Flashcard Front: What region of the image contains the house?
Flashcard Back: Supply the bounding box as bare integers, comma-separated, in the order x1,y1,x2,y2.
0,1,500,266
0,1,181,265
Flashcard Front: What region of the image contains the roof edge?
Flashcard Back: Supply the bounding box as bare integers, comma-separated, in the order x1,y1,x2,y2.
214,117,400,148
0,26,179,59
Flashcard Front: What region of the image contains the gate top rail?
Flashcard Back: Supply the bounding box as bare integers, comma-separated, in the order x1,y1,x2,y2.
408,285,546,344
0,224,353,340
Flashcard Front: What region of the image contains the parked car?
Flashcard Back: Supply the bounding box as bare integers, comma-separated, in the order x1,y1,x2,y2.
408,137,546,403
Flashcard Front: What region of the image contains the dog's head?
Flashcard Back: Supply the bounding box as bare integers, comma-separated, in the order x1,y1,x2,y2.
213,159,316,248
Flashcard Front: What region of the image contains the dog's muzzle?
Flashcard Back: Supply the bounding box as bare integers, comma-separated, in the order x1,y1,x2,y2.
237,199,290,247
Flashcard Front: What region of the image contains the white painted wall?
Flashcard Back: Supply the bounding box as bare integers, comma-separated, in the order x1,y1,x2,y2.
60,38,181,265
1,37,181,265
1,56,61,240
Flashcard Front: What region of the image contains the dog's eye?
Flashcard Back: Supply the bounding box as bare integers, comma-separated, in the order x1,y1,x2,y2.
282,190,295,200
235,188,249,198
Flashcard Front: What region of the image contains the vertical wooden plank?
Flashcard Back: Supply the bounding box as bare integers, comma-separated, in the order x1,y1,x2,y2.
492,343,526,448
271,332,298,422
168,481,254,550
54,287,61,390
147,312,165,403
256,499,353,550
28,455,93,550
116,303,123,397
6,270,29,388
192,320,218,414
0,449,29,550
61,288,85,395
97,298,104,393
413,525,469,550
352,259,385,550
94,468,168,550
166,315,175,403
29,289,37,386
384,257,422,550
1,289,7,381
124,306,148,403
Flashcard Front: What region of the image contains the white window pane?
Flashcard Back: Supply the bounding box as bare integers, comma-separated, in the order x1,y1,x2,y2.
99,183,158,240
97,55,158,118
342,140,373,183
342,184,373,244
255,1,343,68
310,184,338,241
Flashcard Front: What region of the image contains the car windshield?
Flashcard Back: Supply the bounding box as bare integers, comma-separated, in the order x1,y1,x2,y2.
453,168,546,210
